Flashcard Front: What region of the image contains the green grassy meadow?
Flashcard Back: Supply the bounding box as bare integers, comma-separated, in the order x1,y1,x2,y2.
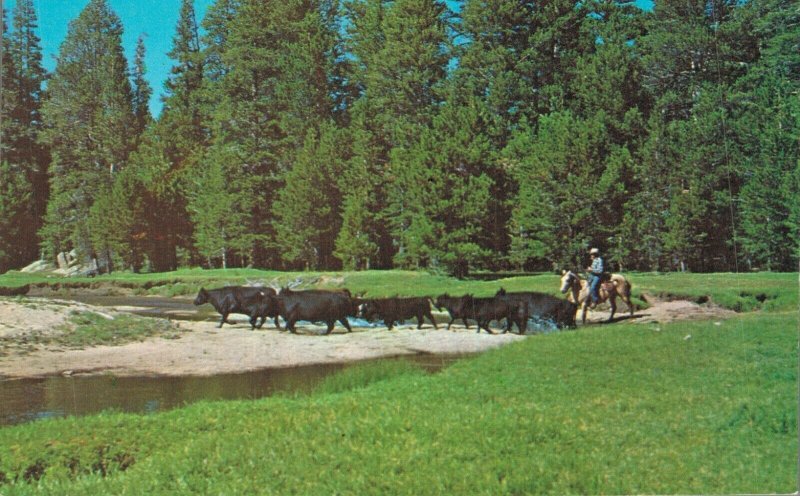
0,270,796,493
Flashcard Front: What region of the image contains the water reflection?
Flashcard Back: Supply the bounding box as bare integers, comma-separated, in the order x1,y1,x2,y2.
0,354,465,426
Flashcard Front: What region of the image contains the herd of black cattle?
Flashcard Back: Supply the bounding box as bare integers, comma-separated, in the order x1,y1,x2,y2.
193,285,578,335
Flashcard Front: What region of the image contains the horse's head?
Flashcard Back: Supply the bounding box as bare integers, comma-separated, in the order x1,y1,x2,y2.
559,270,576,294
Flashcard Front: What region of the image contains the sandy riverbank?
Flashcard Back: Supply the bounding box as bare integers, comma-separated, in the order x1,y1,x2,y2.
0,294,734,379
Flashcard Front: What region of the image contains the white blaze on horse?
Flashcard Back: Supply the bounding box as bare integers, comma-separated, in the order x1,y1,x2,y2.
559,270,635,324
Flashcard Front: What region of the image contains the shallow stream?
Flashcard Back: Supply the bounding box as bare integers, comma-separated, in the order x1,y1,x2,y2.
0,354,464,426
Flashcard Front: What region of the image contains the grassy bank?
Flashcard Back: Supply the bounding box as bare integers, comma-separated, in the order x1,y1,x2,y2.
0,268,796,312
0,310,795,494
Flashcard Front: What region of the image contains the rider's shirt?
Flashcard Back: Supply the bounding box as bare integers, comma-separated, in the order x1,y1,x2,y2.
590,256,604,276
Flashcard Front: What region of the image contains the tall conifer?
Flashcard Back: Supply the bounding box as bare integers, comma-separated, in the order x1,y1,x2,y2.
39,0,135,266
0,8,35,272
4,0,48,266
131,35,152,137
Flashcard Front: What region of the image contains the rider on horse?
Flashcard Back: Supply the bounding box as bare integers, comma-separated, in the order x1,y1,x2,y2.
586,247,604,308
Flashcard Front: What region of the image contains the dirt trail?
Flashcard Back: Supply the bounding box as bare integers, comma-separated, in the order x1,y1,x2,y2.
0,294,735,379
582,292,736,324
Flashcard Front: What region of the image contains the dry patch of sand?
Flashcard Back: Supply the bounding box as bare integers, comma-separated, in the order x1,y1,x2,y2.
0,298,115,339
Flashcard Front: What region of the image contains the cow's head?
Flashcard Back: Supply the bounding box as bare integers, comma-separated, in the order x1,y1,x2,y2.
434,294,450,310
359,300,378,321
193,288,209,306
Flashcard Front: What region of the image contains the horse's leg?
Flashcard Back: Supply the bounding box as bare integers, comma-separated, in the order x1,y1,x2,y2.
581,302,588,324
624,289,635,316
608,295,617,322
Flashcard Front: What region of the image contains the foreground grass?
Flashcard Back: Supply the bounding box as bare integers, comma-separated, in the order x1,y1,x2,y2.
0,268,796,312
0,311,795,494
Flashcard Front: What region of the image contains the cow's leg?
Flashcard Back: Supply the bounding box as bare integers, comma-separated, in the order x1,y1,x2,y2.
218,312,229,328
462,318,471,329
220,302,237,325
425,311,438,330
520,308,530,334
339,317,352,333
447,318,454,330
386,320,394,330
325,320,335,335
286,318,297,334
273,315,282,331
249,315,258,329
417,314,425,329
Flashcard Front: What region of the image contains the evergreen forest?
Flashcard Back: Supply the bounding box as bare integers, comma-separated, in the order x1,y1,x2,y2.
1,0,798,276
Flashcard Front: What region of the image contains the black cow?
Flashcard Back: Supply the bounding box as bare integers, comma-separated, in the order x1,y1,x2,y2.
276,288,356,335
461,295,529,334
240,291,280,330
434,293,473,330
193,286,280,329
435,294,527,334
359,297,438,330
495,288,578,331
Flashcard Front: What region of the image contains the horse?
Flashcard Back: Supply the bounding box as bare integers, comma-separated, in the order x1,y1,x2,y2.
559,270,635,324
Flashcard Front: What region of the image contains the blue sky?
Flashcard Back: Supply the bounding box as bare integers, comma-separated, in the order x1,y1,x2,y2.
5,0,653,117
4,0,215,116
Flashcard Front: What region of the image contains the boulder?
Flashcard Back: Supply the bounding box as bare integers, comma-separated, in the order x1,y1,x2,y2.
20,259,53,273
56,251,69,269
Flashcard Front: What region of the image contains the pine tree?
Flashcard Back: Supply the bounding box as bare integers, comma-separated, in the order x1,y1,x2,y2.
201,0,239,84
8,0,48,167
273,123,345,269
4,0,48,266
734,0,800,270
334,120,381,270
0,7,21,165
39,0,135,267
205,0,339,267
131,35,153,137
0,8,35,272
450,0,598,267
0,161,33,273
506,110,630,271
386,90,494,276
624,0,753,271
186,147,250,268
161,0,206,156
336,0,390,268
88,168,148,272
334,185,379,271
128,0,208,272
340,0,449,269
